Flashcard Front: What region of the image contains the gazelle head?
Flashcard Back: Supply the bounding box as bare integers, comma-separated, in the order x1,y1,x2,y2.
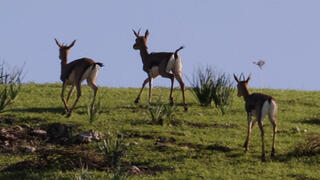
132,29,149,50
233,73,251,97
55,39,76,62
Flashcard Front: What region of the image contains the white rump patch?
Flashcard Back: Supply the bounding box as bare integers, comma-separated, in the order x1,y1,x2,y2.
259,99,277,123
65,64,99,85
166,55,175,73
149,66,160,78
261,100,271,122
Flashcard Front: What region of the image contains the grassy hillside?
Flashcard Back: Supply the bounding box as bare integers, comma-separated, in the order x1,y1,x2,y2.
0,83,319,180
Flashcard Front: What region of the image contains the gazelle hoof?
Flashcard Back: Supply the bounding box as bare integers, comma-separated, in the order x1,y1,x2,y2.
169,98,174,105
62,109,68,115
184,106,188,111
66,113,72,118
243,141,248,148
134,99,139,104
271,151,275,157
261,154,266,162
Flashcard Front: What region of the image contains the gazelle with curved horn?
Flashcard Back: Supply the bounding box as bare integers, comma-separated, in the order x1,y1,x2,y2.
132,29,187,111
233,73,277,161
55,39,103,117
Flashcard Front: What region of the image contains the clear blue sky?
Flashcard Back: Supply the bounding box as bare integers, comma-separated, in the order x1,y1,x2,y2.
1,0,320,90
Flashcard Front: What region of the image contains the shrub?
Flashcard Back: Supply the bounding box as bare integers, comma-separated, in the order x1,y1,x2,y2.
189,66,215,106
212,73,234,115
99,133,127,169
0,62,23,112
148,98,176,126
74,160,91,180
189,65,234,114
295,133,320,156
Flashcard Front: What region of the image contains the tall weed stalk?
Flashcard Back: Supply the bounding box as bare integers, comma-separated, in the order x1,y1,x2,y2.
87,99,101,123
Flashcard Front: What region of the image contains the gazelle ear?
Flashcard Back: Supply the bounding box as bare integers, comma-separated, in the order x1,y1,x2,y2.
246,73,252,83
55,38,62,48
68,40,76,49
145,29,149,38
233,74,240,83
133,29,139,37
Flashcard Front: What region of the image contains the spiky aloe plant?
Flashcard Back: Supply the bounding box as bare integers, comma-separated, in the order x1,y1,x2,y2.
189,66,215,106
0,62,23,112
212,73,234,115
148,97,176,126
99,134,127,169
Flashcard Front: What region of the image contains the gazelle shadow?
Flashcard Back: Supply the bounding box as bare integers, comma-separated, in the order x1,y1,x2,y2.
9,107,64,114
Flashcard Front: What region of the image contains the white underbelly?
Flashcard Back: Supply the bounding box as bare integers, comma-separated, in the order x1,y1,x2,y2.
149,66,160,78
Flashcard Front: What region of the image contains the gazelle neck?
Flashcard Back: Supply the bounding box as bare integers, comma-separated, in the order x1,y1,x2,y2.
139,48,149,65
242,87,251,102
60,55,68,81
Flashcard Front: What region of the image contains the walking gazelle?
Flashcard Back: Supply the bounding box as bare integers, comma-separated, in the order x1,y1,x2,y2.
132,29,188,111
234,74,277,161
55,39,103,117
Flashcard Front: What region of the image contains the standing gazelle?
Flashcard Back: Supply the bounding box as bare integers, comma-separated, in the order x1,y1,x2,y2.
132,29,187,111
55,39,103,117
234,74,277,161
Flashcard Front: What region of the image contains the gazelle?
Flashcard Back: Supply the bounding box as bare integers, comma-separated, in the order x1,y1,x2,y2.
233,74,277,161
55,39,103,117
132,29,187,111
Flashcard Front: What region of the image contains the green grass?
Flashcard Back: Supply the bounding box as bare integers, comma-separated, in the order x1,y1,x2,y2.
0,83,320,180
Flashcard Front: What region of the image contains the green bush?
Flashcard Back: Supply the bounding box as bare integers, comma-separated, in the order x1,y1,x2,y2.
99,134,127,169
0,62,23,112
295,133,320,155
148,99,176,126
189,65,234,115
189,66,215,106
74,160,91,180
212,73,234,115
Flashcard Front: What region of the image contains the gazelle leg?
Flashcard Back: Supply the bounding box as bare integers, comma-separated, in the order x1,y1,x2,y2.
67,83,81,117
259,101,270,161
175,74,188,111
258,120,266,161
61,83,69,114
88,81,98,111
148,77,153,104
66,85,75,104
244,112,253,152
161,72,175,105
251,120,257,129
270,116,277,157
135,77,149,104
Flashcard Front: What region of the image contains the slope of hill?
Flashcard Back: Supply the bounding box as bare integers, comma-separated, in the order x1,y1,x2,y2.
0,83,319,179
